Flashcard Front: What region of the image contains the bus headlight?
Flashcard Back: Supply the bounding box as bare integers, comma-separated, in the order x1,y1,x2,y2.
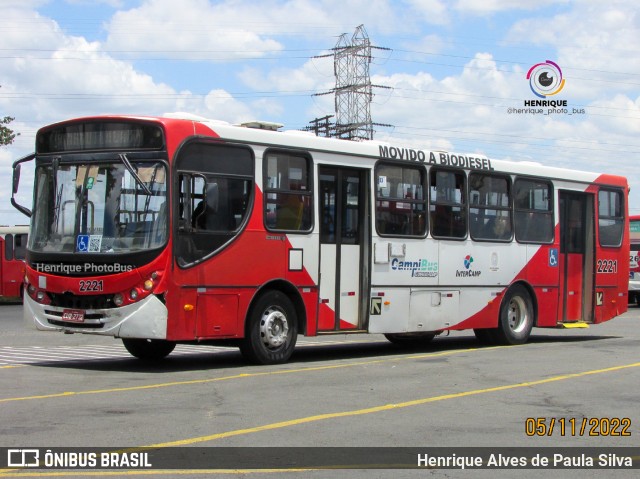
129,289,139,300
143,279,153,291
113,293,124,307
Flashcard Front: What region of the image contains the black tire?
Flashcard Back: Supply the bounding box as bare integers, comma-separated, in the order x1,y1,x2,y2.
240,290,298,365
122,338,176,360
384,332,436,346
473,328,496,345
493,284,534,345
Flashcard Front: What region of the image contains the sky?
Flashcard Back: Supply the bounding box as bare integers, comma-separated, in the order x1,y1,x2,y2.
1,0,639,226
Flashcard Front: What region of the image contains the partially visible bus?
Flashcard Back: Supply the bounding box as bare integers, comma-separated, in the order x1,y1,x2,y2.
11,115,630,364
629,215,640,306
0,226,28,301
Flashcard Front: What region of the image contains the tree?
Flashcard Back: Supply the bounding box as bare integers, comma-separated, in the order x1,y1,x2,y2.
0,116,17,146
0,86,19,146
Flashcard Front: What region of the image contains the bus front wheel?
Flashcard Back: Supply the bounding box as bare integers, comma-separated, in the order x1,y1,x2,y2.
493,285,534,345
240,290,298,365
122,338,176,360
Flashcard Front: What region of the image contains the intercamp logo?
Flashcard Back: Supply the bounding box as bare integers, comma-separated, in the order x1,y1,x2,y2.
457,255,481,278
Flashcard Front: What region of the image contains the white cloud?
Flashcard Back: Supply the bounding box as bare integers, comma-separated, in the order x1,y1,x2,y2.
402,0,449,25
239,56,334,93
104,0,284,61
202,89,253,123
454,0,568,15
507,1,640,98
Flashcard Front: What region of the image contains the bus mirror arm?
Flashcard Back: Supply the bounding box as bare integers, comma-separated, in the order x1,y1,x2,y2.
11,153,34,218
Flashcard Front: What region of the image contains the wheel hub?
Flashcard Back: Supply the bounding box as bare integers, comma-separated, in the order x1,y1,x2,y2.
507,296,528,333
260,307,289,349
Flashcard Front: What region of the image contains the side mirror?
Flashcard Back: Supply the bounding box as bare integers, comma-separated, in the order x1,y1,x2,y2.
11,153,35,218
12,164,21,194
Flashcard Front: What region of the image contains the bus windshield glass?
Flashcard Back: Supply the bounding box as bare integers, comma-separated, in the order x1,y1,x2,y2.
29,160,168,253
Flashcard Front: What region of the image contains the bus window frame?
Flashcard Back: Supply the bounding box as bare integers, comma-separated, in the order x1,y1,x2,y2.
374,160,428,239
468,171,513,243
174,138,255,268
597,187,625,248
13,233,27,260
262,148,314,234
4,234,14,261
429,167,468,241
513,176,555,245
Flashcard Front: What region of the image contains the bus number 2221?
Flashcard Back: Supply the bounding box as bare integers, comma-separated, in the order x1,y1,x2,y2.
79,280,104,292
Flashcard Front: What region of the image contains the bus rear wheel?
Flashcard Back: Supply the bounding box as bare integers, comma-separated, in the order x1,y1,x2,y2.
122,338,176,360
240,290,298,365
493,285,534,345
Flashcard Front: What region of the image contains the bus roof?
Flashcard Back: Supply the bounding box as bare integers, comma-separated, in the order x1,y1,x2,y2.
39,114,628,188
0,226,29,236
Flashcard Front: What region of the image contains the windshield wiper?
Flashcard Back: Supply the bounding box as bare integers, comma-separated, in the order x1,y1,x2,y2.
118,153,152,196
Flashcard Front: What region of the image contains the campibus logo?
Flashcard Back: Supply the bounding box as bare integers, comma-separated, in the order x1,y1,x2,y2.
464,255,474,269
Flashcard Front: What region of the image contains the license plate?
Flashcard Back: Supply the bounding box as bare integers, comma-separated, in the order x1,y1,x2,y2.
62,309,85,323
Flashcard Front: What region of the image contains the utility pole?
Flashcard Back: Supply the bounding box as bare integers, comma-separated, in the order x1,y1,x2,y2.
310,25,391,140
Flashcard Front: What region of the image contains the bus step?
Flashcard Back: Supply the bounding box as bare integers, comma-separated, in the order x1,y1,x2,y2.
558,322,590,329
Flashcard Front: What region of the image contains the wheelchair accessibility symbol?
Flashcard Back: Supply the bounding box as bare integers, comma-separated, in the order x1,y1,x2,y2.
77,235,89,252
549,248,558,267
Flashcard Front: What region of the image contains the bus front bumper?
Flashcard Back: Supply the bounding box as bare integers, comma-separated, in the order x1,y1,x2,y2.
23,294,168,339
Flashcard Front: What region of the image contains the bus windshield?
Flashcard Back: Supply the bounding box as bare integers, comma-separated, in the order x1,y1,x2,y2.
29,159,168,254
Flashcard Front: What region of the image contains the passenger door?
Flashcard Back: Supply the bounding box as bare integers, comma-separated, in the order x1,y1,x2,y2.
317,166,369,331
558,191,595,322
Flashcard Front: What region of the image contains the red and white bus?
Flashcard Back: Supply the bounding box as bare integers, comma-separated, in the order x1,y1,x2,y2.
628,215,640,306
0,226,28,301
12,115,629,364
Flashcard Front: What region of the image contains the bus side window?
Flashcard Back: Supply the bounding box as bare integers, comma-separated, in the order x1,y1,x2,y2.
598,189,624,247
14,234,27,260
4,234,13,261
429,169,466,239
264,151,313,233
469,173,512,242
375,163,427,237
514,179,553,243
175,142,254,266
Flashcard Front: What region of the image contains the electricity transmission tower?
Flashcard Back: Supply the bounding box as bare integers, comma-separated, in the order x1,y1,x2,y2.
309,25,391,140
